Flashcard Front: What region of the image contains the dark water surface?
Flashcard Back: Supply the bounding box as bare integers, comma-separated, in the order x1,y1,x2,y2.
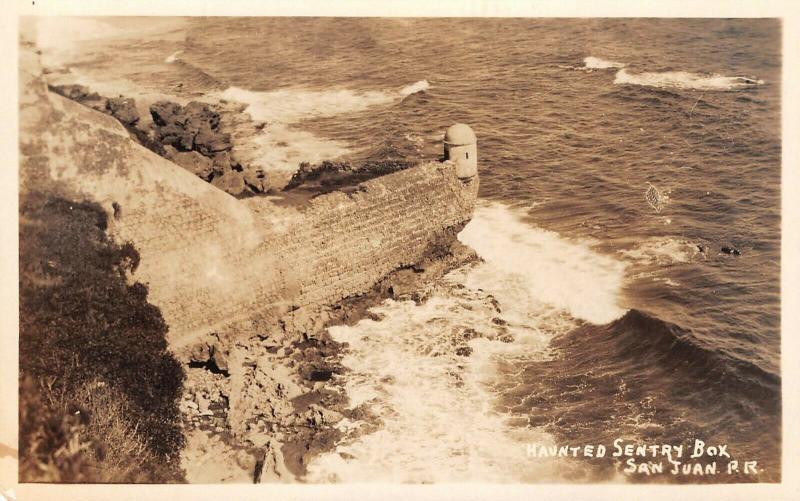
44,17,781,482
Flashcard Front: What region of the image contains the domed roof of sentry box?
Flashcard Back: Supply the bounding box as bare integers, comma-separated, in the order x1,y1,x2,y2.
444,123,476,146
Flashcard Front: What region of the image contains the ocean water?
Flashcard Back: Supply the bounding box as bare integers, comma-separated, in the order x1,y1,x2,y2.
35,17,782,482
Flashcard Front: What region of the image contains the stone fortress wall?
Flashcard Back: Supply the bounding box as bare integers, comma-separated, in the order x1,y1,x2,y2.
19,42,479,350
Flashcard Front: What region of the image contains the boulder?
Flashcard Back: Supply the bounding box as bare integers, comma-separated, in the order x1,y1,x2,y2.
195,126,233,155
157,123,195,151
50,83,101,102
149,100,183,126
190,342,211,363
49,84,107,112
210,343,229,373
211,170,246,196
183,101,221,130
171,150,215,180
106,96,140,125
305,404,343,426
211,151,235,173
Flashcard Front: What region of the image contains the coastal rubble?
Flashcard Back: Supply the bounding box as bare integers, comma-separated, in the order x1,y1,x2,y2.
178,240,479,482
49,83,269,197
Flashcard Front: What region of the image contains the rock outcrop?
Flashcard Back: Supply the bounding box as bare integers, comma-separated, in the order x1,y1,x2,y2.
48,84,268,197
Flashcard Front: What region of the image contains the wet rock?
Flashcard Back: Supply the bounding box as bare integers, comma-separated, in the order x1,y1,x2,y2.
721,246,741,256
106,96,140,125
211,150,234,171
455,345,473,357
49,84,107,112
150,99,230,155
183,101,221,130
211,170,246,196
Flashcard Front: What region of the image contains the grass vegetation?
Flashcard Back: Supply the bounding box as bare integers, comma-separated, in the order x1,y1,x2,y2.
19,191,185,483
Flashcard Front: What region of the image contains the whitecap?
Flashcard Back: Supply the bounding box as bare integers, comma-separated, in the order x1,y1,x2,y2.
614,68,763,91
583,56,626,70
399,79,430,97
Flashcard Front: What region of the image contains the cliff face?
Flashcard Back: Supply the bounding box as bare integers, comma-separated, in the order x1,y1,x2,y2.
19,44,479,351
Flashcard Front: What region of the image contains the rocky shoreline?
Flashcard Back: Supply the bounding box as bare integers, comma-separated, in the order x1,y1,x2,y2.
49,83,270,197
47,77,479,482
176,239,478,482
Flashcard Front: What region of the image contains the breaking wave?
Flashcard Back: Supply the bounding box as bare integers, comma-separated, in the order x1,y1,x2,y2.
459,202,628,325
215,80,433,182
218,79,430,123
306,202,629,482
614,68,764,91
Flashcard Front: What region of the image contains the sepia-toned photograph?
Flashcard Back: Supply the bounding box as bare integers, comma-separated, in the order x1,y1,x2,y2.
12,9,788,494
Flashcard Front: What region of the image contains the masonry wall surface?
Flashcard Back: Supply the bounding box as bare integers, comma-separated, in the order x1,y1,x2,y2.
20,44,479,349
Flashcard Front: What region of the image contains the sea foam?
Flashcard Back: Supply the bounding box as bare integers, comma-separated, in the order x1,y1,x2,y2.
459,202,628,325
216,79,431,183
306,202,627,482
